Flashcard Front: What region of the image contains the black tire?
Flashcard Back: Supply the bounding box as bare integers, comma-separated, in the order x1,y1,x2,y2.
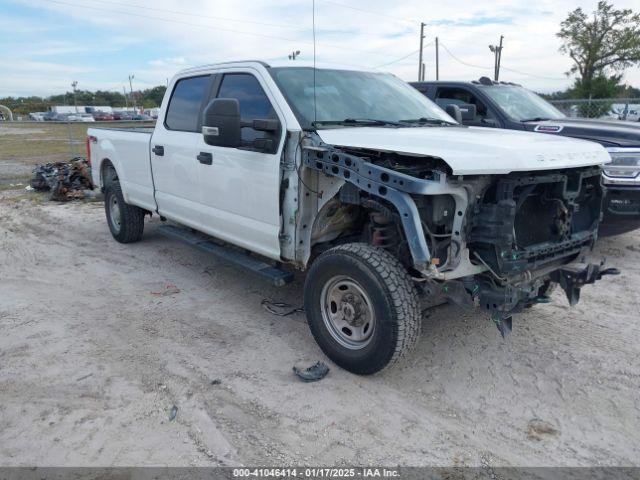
303,243,421,375
104,181,145,243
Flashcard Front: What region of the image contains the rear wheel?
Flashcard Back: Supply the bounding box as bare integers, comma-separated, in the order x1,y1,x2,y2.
104,181,145,243
304,243,421,375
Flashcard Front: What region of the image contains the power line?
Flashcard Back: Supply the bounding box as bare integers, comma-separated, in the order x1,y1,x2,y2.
40,0,412,59
439,41,491,70
82,0,304,30
316,0,421,25
373,49,420,69
439,41,567,81
500,66,567,81
91,0,407,39
372,41,434,69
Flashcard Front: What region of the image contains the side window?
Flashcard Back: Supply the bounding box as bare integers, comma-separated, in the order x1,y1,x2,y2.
217,73,278,142
436,87,495,123
165,75,210,132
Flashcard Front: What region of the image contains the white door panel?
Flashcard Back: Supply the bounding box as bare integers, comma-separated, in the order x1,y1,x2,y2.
150,129,203,226
194,138,281,259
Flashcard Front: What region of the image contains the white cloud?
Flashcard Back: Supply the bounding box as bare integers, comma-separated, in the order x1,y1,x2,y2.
1,0,639,96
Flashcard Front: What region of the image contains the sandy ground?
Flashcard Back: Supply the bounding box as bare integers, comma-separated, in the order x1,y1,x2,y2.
0,188,639,467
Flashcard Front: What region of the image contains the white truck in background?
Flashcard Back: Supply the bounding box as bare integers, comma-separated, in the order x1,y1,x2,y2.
88,61,617,375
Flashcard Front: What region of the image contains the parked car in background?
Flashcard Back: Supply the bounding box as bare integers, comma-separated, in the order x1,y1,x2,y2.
67,113,95,122
625,109,640,122
28,112,48,121
87,61,616,374
43,112,60,121
93,112,114,121
412,77,640,236
132,113,153,121
112,111,135,121
144,108,160,118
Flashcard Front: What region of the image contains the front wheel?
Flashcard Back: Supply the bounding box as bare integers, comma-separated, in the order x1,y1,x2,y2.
304,243,421,375
104,181,145,243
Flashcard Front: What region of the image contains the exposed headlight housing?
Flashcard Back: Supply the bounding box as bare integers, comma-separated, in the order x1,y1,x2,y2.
604,149,640,178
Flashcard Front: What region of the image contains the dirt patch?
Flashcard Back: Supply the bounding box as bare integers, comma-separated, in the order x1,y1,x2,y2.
0,188,639,467
0,126,46,136
526,418,560,441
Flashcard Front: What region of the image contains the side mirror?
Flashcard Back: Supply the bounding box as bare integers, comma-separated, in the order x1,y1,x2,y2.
202,98,241,147
456,103,477,121
445,104,462,123
252,118,280,132
481,117,500,127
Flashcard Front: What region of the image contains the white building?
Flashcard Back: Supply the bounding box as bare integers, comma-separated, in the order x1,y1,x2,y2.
50,105,114,114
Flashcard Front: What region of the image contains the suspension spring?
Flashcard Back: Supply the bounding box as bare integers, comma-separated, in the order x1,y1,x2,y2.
370,212,398,250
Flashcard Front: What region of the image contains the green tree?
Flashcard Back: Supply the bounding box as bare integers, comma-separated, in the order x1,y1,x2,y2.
140,86,166,107
558,1,640,99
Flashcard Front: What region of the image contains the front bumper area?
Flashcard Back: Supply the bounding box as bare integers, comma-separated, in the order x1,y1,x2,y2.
550,262,620,306
440,259,619,337
600,187,640,236
603,187,640,217
442,166,617,334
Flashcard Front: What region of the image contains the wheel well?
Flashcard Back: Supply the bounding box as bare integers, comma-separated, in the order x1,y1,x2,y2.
309,195,410,268
100,159,118,188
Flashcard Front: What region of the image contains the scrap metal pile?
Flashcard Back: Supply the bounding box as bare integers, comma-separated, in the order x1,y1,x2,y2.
30,157,94,201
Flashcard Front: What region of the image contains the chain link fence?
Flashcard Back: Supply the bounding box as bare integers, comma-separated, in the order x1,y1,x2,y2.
548,98,640,121
0,120,155,170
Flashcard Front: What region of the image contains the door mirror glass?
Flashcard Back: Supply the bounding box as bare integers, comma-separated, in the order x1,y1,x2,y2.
444,104,462,123
202,98,241,147
456,103,477,121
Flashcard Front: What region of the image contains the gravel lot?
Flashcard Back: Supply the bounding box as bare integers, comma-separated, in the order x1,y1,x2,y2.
0,186,639,467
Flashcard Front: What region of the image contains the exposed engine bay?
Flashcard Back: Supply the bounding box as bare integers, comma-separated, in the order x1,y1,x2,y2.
301,142,619,332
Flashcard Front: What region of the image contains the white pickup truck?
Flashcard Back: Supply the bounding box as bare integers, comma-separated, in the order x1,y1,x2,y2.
88,61,617,375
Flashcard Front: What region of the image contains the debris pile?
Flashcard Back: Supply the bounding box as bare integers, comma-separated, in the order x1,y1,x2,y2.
30,157,94,201
293,361,330,382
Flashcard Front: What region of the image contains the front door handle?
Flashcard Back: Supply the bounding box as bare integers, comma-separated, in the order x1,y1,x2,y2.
197,152,213,165
152,145,164,156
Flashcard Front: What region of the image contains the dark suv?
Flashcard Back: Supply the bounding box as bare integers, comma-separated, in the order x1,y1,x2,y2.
412,78,640,235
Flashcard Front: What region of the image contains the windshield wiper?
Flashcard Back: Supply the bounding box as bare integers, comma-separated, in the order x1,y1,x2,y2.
521,117,551,122
312,118,403,128
400,117,457,126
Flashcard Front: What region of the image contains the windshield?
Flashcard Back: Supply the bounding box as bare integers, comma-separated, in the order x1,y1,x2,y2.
270,67,454,129
478,85,565,121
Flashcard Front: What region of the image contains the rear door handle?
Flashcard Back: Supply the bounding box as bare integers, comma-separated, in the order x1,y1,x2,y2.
197,152,213,165
152,145,164,156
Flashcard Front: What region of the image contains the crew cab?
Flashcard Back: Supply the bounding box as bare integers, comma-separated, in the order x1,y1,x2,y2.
411,78,640,235
88,62,616,375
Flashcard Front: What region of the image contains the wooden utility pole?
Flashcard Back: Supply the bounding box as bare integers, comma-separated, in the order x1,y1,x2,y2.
496,35,504,81
418,22,425,81
489,36,504,81
128,74,136,111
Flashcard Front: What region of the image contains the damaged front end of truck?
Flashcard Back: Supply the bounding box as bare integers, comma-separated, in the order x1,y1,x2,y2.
300,140,619,335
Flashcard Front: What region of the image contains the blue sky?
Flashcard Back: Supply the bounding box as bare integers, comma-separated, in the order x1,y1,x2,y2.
1,0,639,97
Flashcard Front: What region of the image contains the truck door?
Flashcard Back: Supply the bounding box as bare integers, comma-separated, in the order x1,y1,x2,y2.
194,71,284,260
434,86,501,127
150,74,212,228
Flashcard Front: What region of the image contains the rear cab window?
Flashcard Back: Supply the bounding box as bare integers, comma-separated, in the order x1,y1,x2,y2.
165,75,211,132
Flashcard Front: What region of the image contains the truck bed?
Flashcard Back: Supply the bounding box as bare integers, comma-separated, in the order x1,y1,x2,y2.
88,126,156,211
89,126,155,134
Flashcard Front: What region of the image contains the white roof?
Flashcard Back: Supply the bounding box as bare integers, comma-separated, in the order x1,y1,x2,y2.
177,60,378,76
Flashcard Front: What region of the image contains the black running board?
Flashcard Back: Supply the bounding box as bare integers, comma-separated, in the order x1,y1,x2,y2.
157,224,294,287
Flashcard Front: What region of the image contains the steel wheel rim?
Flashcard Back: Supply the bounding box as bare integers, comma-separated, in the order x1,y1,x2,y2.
108,194,121,233
320,275,376,350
